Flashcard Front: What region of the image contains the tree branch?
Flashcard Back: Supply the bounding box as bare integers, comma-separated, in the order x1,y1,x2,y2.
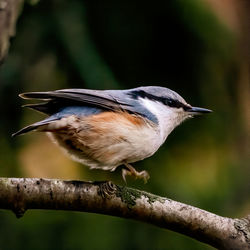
0,178,249,249
0,0,24,62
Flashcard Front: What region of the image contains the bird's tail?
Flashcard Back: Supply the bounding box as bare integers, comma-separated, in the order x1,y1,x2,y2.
12,117,59,137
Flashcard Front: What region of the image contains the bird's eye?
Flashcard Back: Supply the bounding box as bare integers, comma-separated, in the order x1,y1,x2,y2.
164,99,175,107
168,100,173,105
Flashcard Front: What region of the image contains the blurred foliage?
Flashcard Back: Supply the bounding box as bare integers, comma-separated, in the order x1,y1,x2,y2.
0,0,249,249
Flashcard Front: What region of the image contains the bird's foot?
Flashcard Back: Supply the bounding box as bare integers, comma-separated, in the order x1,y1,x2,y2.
122,163,150,184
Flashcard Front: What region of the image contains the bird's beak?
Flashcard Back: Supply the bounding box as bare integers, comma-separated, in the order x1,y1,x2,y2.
186,107,212,115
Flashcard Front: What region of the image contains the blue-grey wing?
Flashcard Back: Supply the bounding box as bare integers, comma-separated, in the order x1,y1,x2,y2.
20,88,133,114
20,87,157,121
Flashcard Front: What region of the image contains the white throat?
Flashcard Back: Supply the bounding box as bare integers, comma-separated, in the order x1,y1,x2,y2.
140,98,188,143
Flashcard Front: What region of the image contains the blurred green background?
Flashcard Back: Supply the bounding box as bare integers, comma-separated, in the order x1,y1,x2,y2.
0,0,249,249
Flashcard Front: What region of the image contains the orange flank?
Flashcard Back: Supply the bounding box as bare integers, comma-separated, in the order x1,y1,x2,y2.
88,111,145,127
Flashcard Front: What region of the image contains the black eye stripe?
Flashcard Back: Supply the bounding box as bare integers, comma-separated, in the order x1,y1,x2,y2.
128,90,189,109
164,98,177,107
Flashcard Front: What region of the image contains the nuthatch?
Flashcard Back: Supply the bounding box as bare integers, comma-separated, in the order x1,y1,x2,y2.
13,86,212,182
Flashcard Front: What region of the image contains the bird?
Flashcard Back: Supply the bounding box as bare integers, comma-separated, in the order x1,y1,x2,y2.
13,86,212,183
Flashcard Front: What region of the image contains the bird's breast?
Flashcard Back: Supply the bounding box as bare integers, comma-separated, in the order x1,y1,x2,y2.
46,111,162,169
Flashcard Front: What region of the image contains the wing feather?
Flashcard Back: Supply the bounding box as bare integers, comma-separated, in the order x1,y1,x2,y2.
20,89,131,112
18,87,158,123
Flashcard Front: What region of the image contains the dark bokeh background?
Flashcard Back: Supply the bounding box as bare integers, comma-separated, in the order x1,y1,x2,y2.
0,0,249,249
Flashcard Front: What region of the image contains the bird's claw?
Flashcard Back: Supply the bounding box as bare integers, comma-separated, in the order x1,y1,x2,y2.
138,170,150,184
122,168,150,184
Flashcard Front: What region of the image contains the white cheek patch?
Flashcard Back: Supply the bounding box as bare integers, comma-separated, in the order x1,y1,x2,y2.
139,98,188,142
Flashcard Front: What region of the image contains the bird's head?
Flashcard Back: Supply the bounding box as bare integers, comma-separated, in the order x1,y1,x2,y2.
129,86,212,140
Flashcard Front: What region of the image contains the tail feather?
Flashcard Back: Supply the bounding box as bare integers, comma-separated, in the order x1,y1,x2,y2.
12,117,59,137
12,124,40,137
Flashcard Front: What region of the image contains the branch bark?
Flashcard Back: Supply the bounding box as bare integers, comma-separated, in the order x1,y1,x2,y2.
0,0,24,63
0,178,249,249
